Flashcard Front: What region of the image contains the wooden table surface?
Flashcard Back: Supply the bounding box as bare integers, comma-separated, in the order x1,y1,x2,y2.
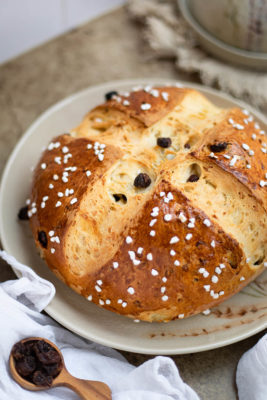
0,5,265,399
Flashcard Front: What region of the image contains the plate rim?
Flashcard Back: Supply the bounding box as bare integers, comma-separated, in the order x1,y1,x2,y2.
1,78,266,355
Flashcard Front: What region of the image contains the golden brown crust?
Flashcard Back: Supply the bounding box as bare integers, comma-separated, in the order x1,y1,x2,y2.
94,87,189,128
85,181,254,321
29,134,124,280
191,108,267,210
28,86,267,322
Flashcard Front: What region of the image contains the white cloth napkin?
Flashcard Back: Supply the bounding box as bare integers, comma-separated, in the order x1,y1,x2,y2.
0,250,199,400
236,334,267,400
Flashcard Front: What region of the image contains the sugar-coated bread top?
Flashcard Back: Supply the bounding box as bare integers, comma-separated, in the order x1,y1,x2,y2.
28,85,267,322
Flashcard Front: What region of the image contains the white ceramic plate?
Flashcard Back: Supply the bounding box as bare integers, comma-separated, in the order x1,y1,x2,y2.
178,0,267,70
0,79,266,355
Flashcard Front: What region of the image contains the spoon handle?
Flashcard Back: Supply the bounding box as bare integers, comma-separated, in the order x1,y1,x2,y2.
56,369,111,400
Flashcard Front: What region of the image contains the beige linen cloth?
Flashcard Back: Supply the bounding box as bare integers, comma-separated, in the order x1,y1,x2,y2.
128,0,267,112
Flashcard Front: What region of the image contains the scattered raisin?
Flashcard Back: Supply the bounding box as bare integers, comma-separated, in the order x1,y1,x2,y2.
43,363,62,378
134,173,151,188
187,174,199,182
38,231,47,248
32,370,53,387
196,240,205,247
18,206,29,220
133,300,141,307
105,91,118,101
34,341,61,365
230,262,237,269
12,341,35,359
184,143,191,149
113,194,127,203
157,137,172,148
209,142,228,153
16,356,36,377
12,343,28,360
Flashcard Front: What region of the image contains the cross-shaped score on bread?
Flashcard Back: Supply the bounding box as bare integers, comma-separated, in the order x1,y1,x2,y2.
22,85,267,322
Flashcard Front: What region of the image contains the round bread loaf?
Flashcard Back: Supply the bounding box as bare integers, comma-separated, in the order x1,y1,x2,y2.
27,85,267,322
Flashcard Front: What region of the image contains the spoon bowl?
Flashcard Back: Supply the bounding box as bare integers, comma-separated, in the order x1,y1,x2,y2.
10,337,112,400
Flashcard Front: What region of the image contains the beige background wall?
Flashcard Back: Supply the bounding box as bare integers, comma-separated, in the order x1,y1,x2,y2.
0,0,126,64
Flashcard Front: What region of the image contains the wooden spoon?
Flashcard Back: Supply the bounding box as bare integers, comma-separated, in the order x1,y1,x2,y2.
9,337,112,400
